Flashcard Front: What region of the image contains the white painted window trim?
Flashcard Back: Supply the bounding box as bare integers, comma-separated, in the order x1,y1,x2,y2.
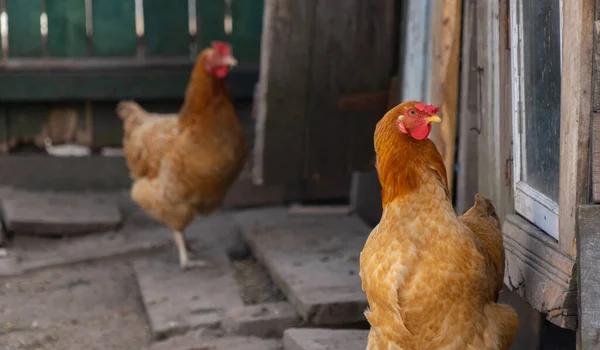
509,0,563,240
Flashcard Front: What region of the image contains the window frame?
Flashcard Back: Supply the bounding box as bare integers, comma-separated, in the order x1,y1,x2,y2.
509,0,563,240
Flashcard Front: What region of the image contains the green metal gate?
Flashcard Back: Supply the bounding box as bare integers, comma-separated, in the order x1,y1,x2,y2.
0,0,263,151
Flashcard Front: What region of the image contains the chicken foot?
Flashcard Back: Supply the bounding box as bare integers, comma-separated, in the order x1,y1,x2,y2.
172,231,212,270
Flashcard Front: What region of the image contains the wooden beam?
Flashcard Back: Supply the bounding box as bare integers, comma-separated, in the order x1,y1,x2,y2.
429,0,462,196
455,0,479,214
400,0,432,102
577,205,600,349
591,22,600,203
593,112,600,203
559,0,594,257
0,68,258,101
471,0,511,223
252,0,317,185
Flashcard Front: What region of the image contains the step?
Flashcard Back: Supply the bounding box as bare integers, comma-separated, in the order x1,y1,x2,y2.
234,207,369,326
0,190,121,236
223,301,301,338
149,330,282,350
283,328,369,350
5,200,246,276
133,248,244,339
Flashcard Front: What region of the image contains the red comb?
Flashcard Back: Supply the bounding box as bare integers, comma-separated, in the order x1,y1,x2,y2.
211,41,232,56
415,102,439,115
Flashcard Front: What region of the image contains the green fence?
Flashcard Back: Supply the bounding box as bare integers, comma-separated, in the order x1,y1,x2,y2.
0,0,263,151
0,0,264,101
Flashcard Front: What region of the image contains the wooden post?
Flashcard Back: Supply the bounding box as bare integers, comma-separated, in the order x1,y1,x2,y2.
429,0,462,196
577,205,600,349
454,0,479,214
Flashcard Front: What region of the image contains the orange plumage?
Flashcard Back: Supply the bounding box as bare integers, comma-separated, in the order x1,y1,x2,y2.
359,101,518,349
116,42,247,269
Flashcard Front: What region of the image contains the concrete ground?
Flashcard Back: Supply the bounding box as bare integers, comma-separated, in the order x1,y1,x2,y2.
0,189,368,350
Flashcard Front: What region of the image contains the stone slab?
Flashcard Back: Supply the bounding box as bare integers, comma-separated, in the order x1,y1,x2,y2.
283,328,369,350
1,191,122,236
7,194,247,275
149,330,282,350
223,302,301,338
134,249,244,339
235,207,369,326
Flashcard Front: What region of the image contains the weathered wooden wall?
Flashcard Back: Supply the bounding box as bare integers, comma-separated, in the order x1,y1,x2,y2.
350,0,433,225
456,0,581,334
253,0,398,186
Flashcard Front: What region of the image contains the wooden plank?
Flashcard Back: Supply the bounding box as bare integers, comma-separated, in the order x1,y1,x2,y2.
304,0,396,180
143,0,189,56
558,0,594,257
0,68,258,101
496,0,514,221
252,0,318,184
593,21,600,114
428,0,462,196
229,0,265,64
400,0,433,101
474,0,514,223
196,0,227,48
46,0,88,57
577,205,600,348
92,0,137,56
503,214,577,329
6,0,43,57
455,0,479,214
591,22,600,203
593,113,600,203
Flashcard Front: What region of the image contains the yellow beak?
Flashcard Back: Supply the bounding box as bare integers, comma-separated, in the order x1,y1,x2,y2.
426,115,442,123
222,56,238,67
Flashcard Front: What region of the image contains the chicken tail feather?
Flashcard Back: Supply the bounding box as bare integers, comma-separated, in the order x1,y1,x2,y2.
116,100,148,121
463,193,501,229
483,303,520,350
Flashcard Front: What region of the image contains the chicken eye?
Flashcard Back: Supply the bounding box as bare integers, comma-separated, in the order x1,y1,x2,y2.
408,110,416,116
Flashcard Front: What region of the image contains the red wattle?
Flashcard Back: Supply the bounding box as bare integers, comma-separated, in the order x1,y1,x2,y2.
214,66,230,78
409,123,432,140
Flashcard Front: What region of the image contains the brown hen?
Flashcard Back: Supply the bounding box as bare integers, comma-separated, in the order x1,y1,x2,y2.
116,42,247,269
359,100,518,349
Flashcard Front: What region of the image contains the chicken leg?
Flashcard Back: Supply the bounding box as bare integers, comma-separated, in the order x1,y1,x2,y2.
172,231,211,270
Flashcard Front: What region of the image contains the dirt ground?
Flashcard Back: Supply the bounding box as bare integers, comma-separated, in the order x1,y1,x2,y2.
0,259,151,349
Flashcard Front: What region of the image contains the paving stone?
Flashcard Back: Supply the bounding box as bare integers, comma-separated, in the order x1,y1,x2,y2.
148,330,282,350
134,249,244,339
283,328,369,350
223,302,302,338
8,194,246,275
1,191,122,236
235,207,369,326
